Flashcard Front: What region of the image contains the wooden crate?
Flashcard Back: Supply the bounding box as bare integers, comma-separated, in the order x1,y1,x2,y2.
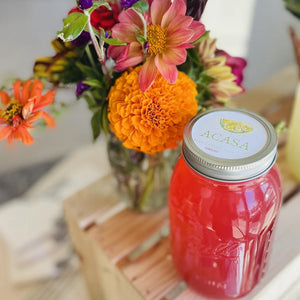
63,69,300,300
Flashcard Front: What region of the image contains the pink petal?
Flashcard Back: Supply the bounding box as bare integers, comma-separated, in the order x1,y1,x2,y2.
167,15,193,33
187,21,206,42
107,45,129,61
114,42,143,71
112,23,140,42
139,57,157,92
162,47,187,65
161,0,186,28
168,29,194,46
151,0,171,25
155,55,177,84
118,9,144,29
115,55,143,72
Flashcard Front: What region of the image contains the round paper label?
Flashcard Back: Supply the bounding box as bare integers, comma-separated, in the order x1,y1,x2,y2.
191,111,267,159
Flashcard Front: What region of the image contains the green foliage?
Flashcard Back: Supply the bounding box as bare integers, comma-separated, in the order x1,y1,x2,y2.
283,0,300,18
178,48,214,107
87,1,111,14
57,12,88,42
132,1,149,13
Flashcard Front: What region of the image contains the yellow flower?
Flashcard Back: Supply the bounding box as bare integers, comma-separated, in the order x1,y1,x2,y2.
197,38,243,103
108,66,198,154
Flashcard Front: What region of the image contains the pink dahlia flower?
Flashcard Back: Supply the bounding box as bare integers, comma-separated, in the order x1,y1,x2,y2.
108,0,205,92
216,49,247,89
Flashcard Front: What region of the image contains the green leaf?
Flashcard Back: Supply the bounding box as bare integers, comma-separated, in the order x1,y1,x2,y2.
132,0,149,13
136,34,147,45
99,28,125,45
57,12,88,42
91,109,102,140
88,1,111,14
101,104,109,135
284,0,300,18
103,37,126,45
76,62,100,78
83,79,103,88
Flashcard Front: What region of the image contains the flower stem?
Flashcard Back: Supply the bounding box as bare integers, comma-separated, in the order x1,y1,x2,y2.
85,45,97,70
84,10,112,84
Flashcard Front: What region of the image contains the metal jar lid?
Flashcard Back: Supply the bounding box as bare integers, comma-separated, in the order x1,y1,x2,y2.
182,108,278,182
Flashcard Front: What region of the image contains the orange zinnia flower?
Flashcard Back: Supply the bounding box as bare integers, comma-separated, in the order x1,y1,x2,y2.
108,66,198,154
0,79,55,145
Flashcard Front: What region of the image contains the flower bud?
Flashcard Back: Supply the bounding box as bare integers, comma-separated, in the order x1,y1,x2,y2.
78,0,93,10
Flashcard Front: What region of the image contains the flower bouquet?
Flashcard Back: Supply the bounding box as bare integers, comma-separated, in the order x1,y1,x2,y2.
0,0,246,211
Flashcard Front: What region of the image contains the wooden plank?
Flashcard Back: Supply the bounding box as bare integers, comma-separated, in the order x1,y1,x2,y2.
88,235,144,300
122,237,181,300
87,207,168,264
63,174,121,230
229,65,297,116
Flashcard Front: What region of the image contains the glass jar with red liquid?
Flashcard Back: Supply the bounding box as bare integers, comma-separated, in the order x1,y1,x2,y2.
169,108,282,299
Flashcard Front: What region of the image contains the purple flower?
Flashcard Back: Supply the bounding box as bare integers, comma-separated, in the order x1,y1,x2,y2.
120,0,139,9
76,82,90,97
71,30,91,47
186,0,208,20
78,0,93,10
216,49,247,89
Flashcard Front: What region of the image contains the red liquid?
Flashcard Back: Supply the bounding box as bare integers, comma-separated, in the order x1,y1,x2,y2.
169,156,282,299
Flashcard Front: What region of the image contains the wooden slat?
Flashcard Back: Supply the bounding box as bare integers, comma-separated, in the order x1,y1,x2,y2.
63,174,121,230
122,237,181,300
87,207,168,264
229,65,297,116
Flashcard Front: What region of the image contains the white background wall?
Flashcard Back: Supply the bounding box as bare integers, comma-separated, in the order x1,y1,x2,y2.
0,0,298,174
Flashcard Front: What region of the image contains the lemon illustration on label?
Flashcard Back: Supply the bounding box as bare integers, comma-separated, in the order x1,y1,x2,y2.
220,119,253,133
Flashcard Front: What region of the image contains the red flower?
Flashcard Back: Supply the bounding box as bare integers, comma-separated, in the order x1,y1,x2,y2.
69,3,119,32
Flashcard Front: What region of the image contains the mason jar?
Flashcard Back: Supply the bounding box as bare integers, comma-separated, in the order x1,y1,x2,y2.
169,108,282,299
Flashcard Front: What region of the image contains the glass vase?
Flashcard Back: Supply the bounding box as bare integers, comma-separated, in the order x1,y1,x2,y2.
107,133,180,212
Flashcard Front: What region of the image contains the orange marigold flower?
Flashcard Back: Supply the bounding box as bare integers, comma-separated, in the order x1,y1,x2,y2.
0,79,55,145
108,66,198,154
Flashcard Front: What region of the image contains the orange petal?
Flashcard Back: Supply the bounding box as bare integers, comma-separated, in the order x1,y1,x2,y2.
155,55,178,84
161,0,186,28
162,47,187,65
167,15,193,33
0,126,12,142
13,80,21,101
20,79,32,105
30,79,43,99
41,111,55,128
13,126,34,145
168,29,193,46
33,90,56,111
0,91,11,105
139,57,157,92
151,0,171,25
